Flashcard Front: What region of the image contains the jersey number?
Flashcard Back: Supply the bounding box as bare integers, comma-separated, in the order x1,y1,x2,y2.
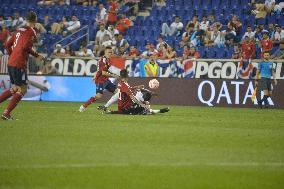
13,32,21,49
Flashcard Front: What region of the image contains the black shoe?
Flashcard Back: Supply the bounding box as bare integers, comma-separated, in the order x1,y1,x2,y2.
160,107,170,113
257,101,263,109
1,114,14,120
97,105,107,111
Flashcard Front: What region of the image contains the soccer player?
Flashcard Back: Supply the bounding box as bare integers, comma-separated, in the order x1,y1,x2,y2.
79,46,119,112
107,69,169,115
0,11,44,120
255,51,277,108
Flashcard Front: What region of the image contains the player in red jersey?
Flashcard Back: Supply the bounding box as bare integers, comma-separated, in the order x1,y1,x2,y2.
0,11,44,120
79,46,120,112
260,31,273,58
107,69,169,115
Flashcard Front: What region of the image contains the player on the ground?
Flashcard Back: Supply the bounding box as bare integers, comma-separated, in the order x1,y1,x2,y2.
255,51,277,108
98,85,169,114
79,46,119,112
0,11,44,120
107,69,169,115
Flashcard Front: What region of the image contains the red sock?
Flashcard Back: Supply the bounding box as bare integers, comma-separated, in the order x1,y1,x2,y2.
83,97,96,108
3,92,23,116
0,89,13,103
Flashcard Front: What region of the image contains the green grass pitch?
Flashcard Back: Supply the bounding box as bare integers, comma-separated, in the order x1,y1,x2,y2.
0,101,284,189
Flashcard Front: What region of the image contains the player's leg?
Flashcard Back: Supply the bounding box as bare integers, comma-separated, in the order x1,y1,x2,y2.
2,68,27,120
258,78,270,108
0,67,15,104
98,82,117,111
150,107,170,114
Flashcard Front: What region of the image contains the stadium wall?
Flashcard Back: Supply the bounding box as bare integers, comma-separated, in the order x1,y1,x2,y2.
0,75,283,109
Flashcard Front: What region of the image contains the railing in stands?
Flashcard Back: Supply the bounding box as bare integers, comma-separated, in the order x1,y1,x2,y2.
49,25,89,55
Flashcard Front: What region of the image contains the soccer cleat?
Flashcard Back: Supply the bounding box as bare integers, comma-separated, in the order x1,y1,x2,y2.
160,107,170,113
79,105,86,112
97,105,107,111
1,114,14,121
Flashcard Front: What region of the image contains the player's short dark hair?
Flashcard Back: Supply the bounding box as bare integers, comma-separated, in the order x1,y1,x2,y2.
105,46,112,50
26,11,37,23
263,51,270,55
120,69,128,78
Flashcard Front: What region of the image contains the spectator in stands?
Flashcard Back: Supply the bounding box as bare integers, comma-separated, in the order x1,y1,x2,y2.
224,23,236,47
51,16,69,34
268,23,275,39
95,24,111,46
242,26,255,41
115,33,129,50
144,58,159,77
43,15,51,33
199,15,210,32
186,15,199,31
207,24,224,47
230,15,242,37
107,0,119,26
155,0,166,8
156,43,167,59
254,25,265,42
0,23,10,44
271,41,284,59
115,14,133,34
128,46,140,58
180,23,197,47
264,0,276,13
188,46,200,59
35,22,47,33
242,35,256,59
76,45,94,57
107,24,119,40
76,0,90,6
38,0,56,6
165,45,176,59
96,3,107,26
116,46,128,56
161,16,183,37
231,44,242,59
142,43,158,58
102,34,115,47
5,16,13,30
156,35,168,50
273,25,284,45
64,45,75,56
0,15,4,27
12,12,26,30
260,31,273,56
252,1,267,19
208,14,215,25
53,44,66,56
64,15,80,34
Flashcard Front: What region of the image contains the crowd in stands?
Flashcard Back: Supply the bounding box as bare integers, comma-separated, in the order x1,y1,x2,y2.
0,0,284,62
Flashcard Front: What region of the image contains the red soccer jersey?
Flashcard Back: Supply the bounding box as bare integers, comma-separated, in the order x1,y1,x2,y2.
241,41,256,59
5,26,39,69
118,81,133,112
260,39,273,52
95,56,110,84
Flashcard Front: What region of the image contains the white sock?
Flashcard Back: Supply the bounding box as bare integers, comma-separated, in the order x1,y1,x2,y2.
150,109,160,114
104,92,119,108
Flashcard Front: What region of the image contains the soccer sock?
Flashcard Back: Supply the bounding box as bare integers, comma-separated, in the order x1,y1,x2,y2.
104,93,119,108
263,95,269,106
3,92,23,116
150,109,160,113
83,97,96,108
0,89,13,103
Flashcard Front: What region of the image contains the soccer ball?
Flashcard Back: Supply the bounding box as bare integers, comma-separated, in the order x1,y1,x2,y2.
149,79,159,89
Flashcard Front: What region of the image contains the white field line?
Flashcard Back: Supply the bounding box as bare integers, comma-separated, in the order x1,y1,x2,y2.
0,162,284,169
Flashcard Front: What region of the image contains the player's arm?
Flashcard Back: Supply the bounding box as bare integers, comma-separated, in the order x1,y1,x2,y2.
26,41,45,60
129,93,148,109
5,35,15,55
131,85,144,90
255,64,261,86
102,70,120,79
